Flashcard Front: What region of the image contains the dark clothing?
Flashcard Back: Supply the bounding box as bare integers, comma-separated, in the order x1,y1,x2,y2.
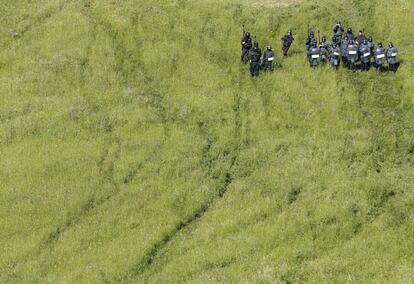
359,44,371,63
250,48,262,77
333,25,344,36
262,50,275,71
250,62,260,77
250,47,262,62
341,39,349,66
329,45,341,59
386,46,398,65
320,44,328,62
374,47,386,68
346,31,354,41
241,49,250,64
241,36,252,64
306,36,317,51
348,44,358,68
368,41,374,54
241,36,253,50
281,34,294,56
333,25,344,45
332,35,341,46
329,45,341,67
308,47,320,67
355,34,366,45
359,44,371,70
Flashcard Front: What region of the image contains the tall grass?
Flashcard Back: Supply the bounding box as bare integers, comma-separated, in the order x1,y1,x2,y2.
0,0,413,282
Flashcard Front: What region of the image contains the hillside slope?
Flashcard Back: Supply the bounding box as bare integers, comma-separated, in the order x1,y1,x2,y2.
1,0,413,282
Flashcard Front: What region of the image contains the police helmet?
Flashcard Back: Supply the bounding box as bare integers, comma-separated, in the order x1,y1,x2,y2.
245,32,250,38
377,41,383,47
389,42,394,48
348,28,353,33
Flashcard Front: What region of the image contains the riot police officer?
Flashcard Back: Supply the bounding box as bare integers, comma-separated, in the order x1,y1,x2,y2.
386,42,398,72
355,30,366,45
306,31,317,51
262,44,275,72
347,39,359,70
319,40,328,63
333,20,344,46
359,39,371,71
308,42,320,68
249,41,262,77
374,41,386,71
341,35,349,67
329,43,341,69
281,31,294,57
368,36,374,55
346,28,354,41
241,32,253,64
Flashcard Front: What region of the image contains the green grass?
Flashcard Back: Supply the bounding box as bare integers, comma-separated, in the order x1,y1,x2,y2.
0,0,413,282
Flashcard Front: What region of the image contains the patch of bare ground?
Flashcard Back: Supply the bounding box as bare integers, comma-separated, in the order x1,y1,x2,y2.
246,0,300,7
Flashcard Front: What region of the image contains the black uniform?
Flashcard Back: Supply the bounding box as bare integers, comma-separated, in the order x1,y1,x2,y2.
320,42,328,62
329,44,341,68
241,33,253,64
250,44,262,77
355,32,366,45
368,37,374,55
374,43,386,71
308,45,320,67
347,41,359,70
281,33,294,56
346,29,354,41
333,23,344,45
262,47,275,72
306,33,317,51
386,43,398,72
359,41,371,71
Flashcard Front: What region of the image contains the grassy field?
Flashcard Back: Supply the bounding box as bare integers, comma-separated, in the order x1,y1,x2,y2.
0,0,413,282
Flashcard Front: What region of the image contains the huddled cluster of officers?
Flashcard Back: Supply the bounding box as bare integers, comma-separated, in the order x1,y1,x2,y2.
240,31,294,77
240,20,399,77
306,20,399,72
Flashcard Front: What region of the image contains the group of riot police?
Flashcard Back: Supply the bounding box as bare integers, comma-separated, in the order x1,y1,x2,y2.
240,20,399,77
241,31,294,77
306,21,399,72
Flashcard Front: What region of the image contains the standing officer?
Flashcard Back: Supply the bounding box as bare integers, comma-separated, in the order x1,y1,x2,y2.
306,31,317,51
241,32,253,64
250,41,262,77
359,39,372,71
281,31,294,57
308,42,320,68
355,30,366,45
333,20,344,46
374,41,386,71
262,44,275,72
386,42,399,72
329,43,341,69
